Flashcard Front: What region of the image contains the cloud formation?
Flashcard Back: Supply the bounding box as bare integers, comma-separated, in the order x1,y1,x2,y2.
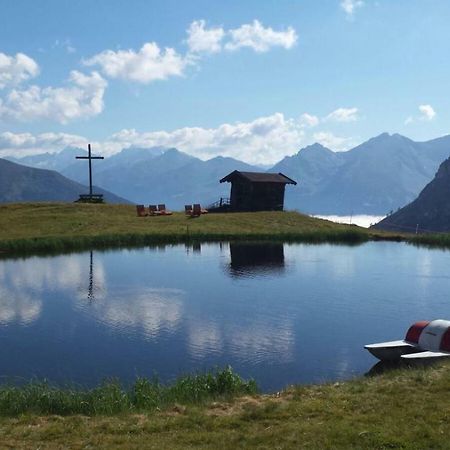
86,19,297,84
299,113,320,128
326,107,359,122
419,104,436,121
341,0,364,17
0,52,39,89
405,104,436,125
0,131,88,156
0,71,107,123
225,20,297,52
313,131,354,151
84,43,188,84
108,112,306,164
187,20,225,54
1,109,358,164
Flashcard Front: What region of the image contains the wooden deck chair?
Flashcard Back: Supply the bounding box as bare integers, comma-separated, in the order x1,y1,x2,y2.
148,204,159,216
158,204,172,215
185,204,193,215
136,205,148,217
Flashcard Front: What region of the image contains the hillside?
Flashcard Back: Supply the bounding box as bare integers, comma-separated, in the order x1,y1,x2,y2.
374,156,450,233
0,158,129,204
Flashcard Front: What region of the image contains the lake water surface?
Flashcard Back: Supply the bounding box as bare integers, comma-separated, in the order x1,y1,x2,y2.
1,241,450,392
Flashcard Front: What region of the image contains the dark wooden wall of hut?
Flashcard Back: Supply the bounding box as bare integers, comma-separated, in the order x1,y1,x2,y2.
230,179,286,211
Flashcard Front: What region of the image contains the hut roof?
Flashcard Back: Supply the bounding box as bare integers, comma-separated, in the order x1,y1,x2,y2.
220,171,297,185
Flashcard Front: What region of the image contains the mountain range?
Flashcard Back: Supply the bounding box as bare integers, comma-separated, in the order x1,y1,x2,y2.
5,133,450,214
0,158,129,204
374,156,450,233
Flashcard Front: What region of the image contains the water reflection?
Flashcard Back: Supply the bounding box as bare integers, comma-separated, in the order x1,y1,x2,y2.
80,251,106,302
1,242,450,391
0,252,107,325
227,242,285,278
0,290,41,325
186,318,295,363
87,288,184,339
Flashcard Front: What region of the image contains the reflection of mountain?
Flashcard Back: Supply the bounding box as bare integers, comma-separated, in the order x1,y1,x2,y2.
228,242,285,278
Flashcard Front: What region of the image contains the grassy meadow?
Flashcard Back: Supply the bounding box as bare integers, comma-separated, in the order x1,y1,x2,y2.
0,202,404,256
2,202,450,448
1,362,450,448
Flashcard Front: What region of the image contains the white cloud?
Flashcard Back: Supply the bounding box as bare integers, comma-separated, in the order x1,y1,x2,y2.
341,0,364,17
0,71,106,124
405,104,436,125
84,42,188,83
326,107,359,122
186,20,225,54
225,20,297,52
0,52,39,89
419,104,436,121
0,131,88,157
313,131,354,151
1,113,359,164
299,113,320,128
53,39,76,54
108,113,306,164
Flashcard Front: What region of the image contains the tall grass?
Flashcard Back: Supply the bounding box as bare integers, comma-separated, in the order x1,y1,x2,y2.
408,233,450,248
0,367,257,416
0,228,371,257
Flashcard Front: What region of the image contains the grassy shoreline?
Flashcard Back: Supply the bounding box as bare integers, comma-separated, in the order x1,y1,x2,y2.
1,362,450,448
0,202,416,257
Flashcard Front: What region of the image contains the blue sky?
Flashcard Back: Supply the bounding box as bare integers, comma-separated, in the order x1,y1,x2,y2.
1,0,449,164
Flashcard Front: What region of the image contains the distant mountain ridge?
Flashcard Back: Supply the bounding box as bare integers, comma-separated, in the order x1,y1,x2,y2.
7,133,450,214
0,158,129,204
273,133,450,214
373,156,450,232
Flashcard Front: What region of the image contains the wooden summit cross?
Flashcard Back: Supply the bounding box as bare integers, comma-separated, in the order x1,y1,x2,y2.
75,144,104,203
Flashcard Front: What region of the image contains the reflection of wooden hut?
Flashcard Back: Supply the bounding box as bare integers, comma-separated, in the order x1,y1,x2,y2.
219,171,297,212
228,242,285,278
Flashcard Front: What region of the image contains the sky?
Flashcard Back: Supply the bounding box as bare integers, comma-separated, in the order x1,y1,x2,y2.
1,0,450,164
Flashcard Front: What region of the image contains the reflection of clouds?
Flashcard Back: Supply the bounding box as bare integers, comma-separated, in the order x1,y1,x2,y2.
3,254,103,293
417,252,432,279
335,347,351,378
88,289,184,339
0,253,106,325
0,289,41,325
329,251,356,279
188,322,222,358
229,325,294,363
187,318,295,363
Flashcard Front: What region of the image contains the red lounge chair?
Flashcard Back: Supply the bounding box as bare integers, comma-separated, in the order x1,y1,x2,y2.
158,204,172,215
136,205,148,217
148,205,160,216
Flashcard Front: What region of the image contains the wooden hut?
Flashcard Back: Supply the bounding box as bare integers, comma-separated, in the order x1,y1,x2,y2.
219,171,297,212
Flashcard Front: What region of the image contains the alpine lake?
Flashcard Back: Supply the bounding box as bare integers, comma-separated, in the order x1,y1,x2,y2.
1,240,450,392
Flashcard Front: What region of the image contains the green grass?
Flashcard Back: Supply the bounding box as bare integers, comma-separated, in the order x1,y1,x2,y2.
0,202,404,256
0,367,257,416
2,362,450,448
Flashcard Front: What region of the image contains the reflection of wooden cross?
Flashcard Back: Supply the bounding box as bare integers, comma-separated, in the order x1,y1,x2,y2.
87,250,95,302
76,144,104,200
